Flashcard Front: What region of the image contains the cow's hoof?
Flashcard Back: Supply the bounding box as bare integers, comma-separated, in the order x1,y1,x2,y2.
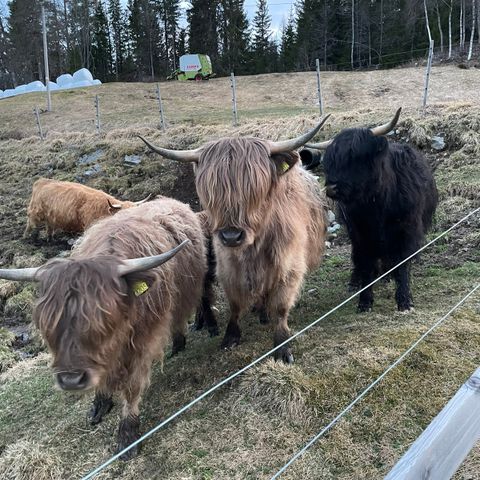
220,335,240,350
88,396,114,425
207,323,220,337
357,304,372,313
171,333,186,357
398,305,415,314
274,347,294,364
117,443,140,461
117,417,140,460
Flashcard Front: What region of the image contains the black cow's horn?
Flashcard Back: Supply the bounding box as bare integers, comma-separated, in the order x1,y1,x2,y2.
269,114,331,154
305,108,402,150
138,135,202,163
117,239,190,276
0,267,41,282
370,107,402,136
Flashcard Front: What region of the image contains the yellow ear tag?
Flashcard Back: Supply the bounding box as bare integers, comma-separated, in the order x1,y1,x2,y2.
280,161,290,173
133,281,149,297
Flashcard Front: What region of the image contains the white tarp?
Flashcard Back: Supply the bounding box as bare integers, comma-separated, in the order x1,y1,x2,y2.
1,69,102,99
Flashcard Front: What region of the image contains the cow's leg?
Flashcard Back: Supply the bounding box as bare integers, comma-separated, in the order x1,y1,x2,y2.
192,276,218,337
393,262,414,312
89,389,114,425
257,304,270,325
117,362,151,460
46,225,54,243
272,305,294,364
355,252,377,313
221,302,242,349
171,322,186,356
23,218,40,243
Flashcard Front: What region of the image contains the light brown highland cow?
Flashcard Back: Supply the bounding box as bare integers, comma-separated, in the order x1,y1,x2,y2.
24,178,150,240
139,118,329,363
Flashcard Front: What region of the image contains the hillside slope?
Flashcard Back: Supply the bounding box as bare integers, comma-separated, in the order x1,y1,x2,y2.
0,65,479,479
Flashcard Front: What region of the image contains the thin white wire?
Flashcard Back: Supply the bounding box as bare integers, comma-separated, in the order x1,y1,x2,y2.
270,282,480,479
81,206,480,479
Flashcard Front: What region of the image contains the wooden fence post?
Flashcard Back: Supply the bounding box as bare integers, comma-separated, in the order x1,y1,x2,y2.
95,94,101,133
230,72,238,127
34,106,44,140
422,39,434,111
315,58,324,116
156,83,166,131
385,366,480,480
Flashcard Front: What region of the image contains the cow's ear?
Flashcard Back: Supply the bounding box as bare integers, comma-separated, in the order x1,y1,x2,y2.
271,151,299,175
376,136,389,154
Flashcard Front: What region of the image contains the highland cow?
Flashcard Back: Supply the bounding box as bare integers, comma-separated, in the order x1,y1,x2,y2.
0,198,206,459
139,118,330,363
24,178,150,240
305,109,438,312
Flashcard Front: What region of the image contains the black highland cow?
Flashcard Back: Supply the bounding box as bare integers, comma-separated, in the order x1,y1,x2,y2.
306,109,438,312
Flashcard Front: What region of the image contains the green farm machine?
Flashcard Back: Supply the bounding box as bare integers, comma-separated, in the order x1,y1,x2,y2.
168,54,215,81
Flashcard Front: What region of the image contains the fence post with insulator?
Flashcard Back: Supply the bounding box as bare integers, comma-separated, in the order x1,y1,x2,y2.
316,58,324,116
95,94,101,133
422,39,434,111
156,83,166,131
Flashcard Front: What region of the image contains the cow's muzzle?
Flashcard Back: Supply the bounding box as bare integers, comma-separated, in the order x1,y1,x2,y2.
218,228,246,247
57,370,89,391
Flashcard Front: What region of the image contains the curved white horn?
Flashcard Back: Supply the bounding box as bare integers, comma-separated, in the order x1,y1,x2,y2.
370,107,402,136
117,239,190,276
269,114,331,154
304,139,333,150
134,193,152,205
0,267,41,282
138,136,202,163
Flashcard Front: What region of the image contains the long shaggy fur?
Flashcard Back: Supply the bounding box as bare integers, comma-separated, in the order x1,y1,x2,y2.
195,137,327,361
33,197,206,455
323,128,438,311
25,178,136,238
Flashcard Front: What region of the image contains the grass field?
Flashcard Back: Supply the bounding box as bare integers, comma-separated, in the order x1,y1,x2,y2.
0,64,479,480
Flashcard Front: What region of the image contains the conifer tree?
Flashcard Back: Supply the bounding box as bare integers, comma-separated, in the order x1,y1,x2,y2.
91,1,112,81
252,0,273,73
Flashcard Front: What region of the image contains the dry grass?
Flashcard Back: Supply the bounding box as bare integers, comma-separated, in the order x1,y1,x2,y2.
0,66,479,479
0,439,64,480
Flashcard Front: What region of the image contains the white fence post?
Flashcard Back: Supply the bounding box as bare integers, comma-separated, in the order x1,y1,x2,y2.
230,72,238,127
95,94,101,133
385,366,480,480
422,39,434,110
155,83,166,131
316,58,324,116
34,106,44,140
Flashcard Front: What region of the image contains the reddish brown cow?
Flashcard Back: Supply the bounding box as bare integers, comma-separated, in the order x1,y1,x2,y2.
0,198,206,458
139,118,329,363
24,178,150,240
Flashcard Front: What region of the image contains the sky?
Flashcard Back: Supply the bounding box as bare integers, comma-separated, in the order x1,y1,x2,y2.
0,0,294,41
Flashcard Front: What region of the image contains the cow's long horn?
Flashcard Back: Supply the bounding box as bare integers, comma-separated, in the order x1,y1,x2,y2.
138,135,202,163
0,267,41,282
370,107,402,136
107,199,122,210
118,239,190,276
134,193,152,205
269,114,331,154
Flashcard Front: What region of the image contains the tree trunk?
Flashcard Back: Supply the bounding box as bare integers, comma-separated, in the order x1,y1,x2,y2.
436,2,444,52
467,0,476,59
351,0,355,69
379,0,383,64
324,0,328,68
460,0,465,50
448,0,453,58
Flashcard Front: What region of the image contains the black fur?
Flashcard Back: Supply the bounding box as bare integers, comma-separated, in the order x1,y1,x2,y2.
323,128,438,312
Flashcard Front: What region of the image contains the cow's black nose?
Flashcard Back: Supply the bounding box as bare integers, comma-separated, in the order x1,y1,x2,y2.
57,371,89,390
325,184,338,198
219,228,245,247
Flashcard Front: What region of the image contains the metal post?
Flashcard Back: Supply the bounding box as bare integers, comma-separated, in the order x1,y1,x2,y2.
315,58,324,116
34,106,44,140
95,95,101,133
156,83,166,131
422,39,434,111
230,72,238,127
41,3,51,112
